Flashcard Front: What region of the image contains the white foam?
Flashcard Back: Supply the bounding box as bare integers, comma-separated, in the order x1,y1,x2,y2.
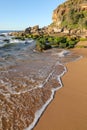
9,39,25,44
9,39,34,44
0,43,7,47
0,79,4,84
25,63,67,130
38,69,54,88
0,33,8,37
58,50,70,57
25,39,34,43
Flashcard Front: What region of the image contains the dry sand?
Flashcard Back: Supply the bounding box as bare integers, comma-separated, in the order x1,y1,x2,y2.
34,48,87,130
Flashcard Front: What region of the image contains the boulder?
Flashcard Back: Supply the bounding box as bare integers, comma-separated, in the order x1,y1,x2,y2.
25,27,31,33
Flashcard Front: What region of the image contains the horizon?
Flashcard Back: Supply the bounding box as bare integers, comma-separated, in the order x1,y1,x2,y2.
0,0,65,30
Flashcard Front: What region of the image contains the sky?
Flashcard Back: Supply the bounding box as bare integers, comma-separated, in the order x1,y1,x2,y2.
0,0,66,30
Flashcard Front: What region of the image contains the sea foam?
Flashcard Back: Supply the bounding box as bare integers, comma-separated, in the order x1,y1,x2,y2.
25,62,67,130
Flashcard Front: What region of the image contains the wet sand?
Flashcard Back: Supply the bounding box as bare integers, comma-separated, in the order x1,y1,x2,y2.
34,48,87,130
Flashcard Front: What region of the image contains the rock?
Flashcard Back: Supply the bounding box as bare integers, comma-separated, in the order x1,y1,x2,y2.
50,0,87,35
63,28,70,34
25,27,31,33
76,29,81,34
53,28,62,33
32,25,39,30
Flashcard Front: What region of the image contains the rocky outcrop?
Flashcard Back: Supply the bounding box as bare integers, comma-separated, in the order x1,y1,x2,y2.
11,0,87,37
25,25,55,36
51,0,87,35
25,25,40,35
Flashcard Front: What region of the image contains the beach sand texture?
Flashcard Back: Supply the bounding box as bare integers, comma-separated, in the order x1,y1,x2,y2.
34,48,87,130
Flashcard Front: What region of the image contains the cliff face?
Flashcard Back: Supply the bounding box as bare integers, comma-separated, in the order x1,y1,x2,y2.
51,0,87,33
23,0,87,36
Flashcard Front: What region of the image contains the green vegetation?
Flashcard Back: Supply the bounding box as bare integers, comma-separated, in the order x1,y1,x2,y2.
52,0,87,30
36,35,79,51
11,33,80,52
61,10,87,29
15,36,25,40
14,34,39,41
24,34,39,39
79,37,87,41
76,45,86,48
36,36,51,51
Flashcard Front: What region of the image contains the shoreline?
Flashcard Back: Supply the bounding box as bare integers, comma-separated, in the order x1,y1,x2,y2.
0,36,79,130
34,48,87,130
25,49,81,130
25,61,67,130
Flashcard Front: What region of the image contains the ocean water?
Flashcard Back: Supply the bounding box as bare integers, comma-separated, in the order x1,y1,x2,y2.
0,30,21,34
0,31,80,130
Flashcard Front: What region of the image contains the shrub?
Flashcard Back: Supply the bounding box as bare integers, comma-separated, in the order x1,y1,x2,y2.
76,45,85,48
47,37,54,44
25,34,33,38
80,38,87,41
33,35,79,51
32,35,39,39
59,42,68,48
36,39,51,51
66,37,78,48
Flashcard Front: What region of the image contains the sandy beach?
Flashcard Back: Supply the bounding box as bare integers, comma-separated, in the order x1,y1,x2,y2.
34,48,87,130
